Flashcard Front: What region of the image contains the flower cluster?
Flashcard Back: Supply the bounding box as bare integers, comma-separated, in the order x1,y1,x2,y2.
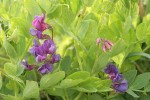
21,14,60,75
104,63,128,93
96,37,113,52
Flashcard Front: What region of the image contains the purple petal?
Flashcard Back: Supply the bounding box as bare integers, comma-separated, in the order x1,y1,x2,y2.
112,79,128,93
32,14,47,31
48,44,56,54
21,60,34,70
36,55,47,62
30,28,42,39
37,63,53,75
112,73,123,82
50,54,60,64
104,63,119,75
33,39,39,47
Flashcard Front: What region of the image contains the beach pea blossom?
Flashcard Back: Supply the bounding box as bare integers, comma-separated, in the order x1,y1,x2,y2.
32,14,48,31
21,13,60,75
104,63,128,93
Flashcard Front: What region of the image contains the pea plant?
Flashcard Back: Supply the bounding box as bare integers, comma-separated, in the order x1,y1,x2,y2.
0,0,150,100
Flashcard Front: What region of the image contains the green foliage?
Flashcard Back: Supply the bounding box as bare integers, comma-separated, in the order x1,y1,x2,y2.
40,71,65,90
23,80,39,98
0,0,150,99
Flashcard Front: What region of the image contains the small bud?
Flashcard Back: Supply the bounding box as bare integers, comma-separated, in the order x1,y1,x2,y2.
96,38,101,45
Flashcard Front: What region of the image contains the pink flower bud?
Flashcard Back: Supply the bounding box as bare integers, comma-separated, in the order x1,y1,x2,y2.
102,44,106,52
96,38,101,44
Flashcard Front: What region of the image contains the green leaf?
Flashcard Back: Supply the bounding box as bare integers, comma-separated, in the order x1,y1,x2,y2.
144,82,150,92
11,18,31,38
24,0,42,17
59,79,83,88
17,36,26,59
88,94,104,100
130,72,150,90
82,20,98,47
110,39,127,57
92,53,109,74
23,80,39,98
4,63,17,75
127,89,139,98
123,70,137,86
127,52,150,59
0,93,22,100
47,88,65,97
0,72,2,90
76,20,90,40
66,71,90,80
4,40,18,63
136,23,147,40
99,1,115,13
73,77,100,92
123,16,132,34
0,5,9,20
40,71,65,89
60,56,71,73
97,80,113,92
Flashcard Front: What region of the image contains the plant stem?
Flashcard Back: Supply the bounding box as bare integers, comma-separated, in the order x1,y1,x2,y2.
20,38,33,60
45,93,51,100
134,62,144,73
74,41,83,71
64,89,69,100
143,46,150,52
14,81,18,97
91,45,101,75
74,92,83,100
33,69,37,81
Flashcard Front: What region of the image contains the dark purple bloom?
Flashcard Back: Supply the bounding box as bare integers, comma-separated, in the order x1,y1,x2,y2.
104,63,118,75
32,14,47,31
37,63,53,75
50,54,60,64
21,60,35,70
112,79,128,93
30,28,42,39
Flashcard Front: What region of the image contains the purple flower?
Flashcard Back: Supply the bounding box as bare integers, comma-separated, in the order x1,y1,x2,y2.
42,39,56,54
32,14,48,31
104,64,118,75
30,28,42,39
50,54,60,64
37,63,53,75
21,60,35,70
112,79,128,93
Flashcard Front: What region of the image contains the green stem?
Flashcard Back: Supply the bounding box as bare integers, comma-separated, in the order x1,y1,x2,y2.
143,46,150,52
20,38,33,60
14,81,18,97
74,41,83,71
64,89,69,100
91,45,101,76
45,92,51,100
33,69,37,81
74,92,83,100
